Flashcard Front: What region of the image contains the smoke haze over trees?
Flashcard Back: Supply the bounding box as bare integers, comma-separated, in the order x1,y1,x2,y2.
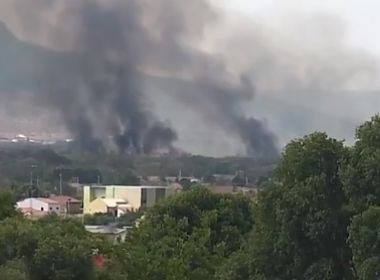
0,0,378,156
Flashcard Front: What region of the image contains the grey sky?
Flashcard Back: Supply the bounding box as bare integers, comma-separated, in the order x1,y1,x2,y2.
217,0,380,56
210,0,380,147
0,0,379,156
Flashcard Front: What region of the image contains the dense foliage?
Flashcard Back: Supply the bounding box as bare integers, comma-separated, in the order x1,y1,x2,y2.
0,145,274,196
3,115,380,279
122,188,254,279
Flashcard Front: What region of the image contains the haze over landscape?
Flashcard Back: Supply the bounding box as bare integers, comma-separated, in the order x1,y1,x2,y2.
3,2,380,279
0,0,379,156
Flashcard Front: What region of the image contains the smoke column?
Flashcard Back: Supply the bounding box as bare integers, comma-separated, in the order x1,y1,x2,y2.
3,1,377,157
0,0,279,157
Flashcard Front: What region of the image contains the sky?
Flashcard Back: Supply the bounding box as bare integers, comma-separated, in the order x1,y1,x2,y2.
0,0,379,156
210,0,380,147
218,0,380,56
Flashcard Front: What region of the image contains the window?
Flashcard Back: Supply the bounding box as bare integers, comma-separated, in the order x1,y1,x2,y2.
41,207,44,211
56,207,59,210
49,207,53,211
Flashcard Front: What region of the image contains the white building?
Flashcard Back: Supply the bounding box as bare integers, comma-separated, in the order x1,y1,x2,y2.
86,197,133,217
83,185,178,214
17,198,61,217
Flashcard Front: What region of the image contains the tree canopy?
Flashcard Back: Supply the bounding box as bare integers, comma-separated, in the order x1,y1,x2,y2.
224,133,353,279
120,187,254,279
4,116,380,279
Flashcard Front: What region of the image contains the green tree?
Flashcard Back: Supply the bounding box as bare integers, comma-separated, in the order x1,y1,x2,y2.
0,259,28,280
0,191,18,220
341,115,380,212
348,207,380,279
116,169,140,186
229,133,353,279
122,188,254,280
0,217,37,265
29,217,95,280
0,216,97,280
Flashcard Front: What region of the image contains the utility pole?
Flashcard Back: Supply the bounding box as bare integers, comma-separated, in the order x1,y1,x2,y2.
178,169,182,181
30,164,37,217
30,164,37,188
59,172,63,195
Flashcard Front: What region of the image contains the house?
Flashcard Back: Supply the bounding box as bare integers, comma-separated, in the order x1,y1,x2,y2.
83,185,176,214
17,197,61,218
49,195,82,214
86,198,132,216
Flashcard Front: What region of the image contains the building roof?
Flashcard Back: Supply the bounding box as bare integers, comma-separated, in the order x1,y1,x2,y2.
100,198,126,207
17,197,59,204
37,197,60,204
49,195,80,204
85,185,170,189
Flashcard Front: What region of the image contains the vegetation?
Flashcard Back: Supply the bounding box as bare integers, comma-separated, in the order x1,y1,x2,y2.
84,210,144,227
3,115,380,279
0,145,274,196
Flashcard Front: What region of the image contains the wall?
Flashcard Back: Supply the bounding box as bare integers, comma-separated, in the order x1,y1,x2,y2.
87,198,107,214
83,186,106,213
48,202,61,214
83,186,91,213
17,198,60,214
65,202,81,214
113,186,142,209
83,185,173,213
17,198,48,212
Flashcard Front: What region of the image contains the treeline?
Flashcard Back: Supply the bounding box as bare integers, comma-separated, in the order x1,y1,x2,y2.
0,146,274,194
3,115,380,279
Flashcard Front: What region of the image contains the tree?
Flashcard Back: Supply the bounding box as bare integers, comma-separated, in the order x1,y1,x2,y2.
229,133,353,279
0,259,28,280
0,191,18,220
116,169,140,186
29,217,95,280
0,217,38,270
348,207,380,279
341,115,380,213
121,188,254,279
31,233,94,280
0,216,98,280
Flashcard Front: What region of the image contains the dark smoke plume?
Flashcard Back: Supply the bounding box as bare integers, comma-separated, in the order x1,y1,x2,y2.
0,0,279,157
38,0,179,154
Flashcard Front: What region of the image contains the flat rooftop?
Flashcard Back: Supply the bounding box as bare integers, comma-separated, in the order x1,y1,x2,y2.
85,185,170,189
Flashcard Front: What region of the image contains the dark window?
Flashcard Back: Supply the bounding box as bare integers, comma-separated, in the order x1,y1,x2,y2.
49,207,53,211
56,207,59,210
41,207,44,211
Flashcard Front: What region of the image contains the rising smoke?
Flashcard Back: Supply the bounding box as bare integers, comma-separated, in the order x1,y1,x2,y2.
0,0,278,158
0,0,378,157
